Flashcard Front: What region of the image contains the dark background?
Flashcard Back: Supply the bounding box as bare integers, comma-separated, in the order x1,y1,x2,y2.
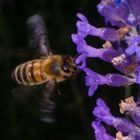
0,0,139,140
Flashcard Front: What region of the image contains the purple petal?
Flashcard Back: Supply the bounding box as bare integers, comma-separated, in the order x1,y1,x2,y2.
71,34,86,53
83,67,93,75
130,108,140,128
113,55,137,74
116,1,130,21
125,35,140,56
85,72,100,86
84,68,135,96
126,0,140,16
92,121,114,140
101,48,120,62
128,131,140,140
113,118,140,133
125,44,137,55
136,47,140,60
72,34,103,59
93,109,114,125
136,71,140,84
106,74,131,87
126,13,138,26
71,34,80,44
101,28,119,42
97,0,140,26
76,20,103,38
96,98,110,114
88,85,98,97
84,70,102,96
109,20,125,27
75,54,87,69
97,3,118,22
84,68,107,86
96,98,108,108
72,33,122,63
93,98,114,125
77,13,88,22
92,121,106,134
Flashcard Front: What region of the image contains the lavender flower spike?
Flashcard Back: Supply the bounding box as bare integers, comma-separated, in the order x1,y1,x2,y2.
93,98,140,134
92,97,140,140
72,1,140,94
72,0,140,139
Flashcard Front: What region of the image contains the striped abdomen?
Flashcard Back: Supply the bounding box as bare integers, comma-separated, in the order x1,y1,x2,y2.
12,59,49,86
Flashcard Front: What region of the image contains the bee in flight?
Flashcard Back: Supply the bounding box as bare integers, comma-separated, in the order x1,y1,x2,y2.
12,14,78,122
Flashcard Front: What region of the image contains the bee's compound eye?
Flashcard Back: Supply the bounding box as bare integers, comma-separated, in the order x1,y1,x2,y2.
62,65,70,73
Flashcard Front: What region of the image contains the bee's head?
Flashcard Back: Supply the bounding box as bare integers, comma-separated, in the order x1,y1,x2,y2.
61,55,78,77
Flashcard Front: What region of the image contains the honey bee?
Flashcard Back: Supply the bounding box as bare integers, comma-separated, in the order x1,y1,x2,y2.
12,55,77,86
12,14,77,86
12,14,78,122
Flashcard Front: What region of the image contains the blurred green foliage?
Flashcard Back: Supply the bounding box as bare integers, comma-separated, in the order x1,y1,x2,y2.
0,0,139,140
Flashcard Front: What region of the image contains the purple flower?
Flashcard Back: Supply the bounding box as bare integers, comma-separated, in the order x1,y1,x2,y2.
75,13,119,41
92,98,114,125
97,0,139,26
92,97,140,139
84,68,135,96
76,13,102,38
125,36,140,60
92,121,115,140
72,34,120,60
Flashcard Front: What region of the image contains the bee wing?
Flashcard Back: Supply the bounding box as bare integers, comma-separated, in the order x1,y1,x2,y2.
12,86,34,103
12,85,44,120
27,14,52,57
12,83,57,123
39,81,58,123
